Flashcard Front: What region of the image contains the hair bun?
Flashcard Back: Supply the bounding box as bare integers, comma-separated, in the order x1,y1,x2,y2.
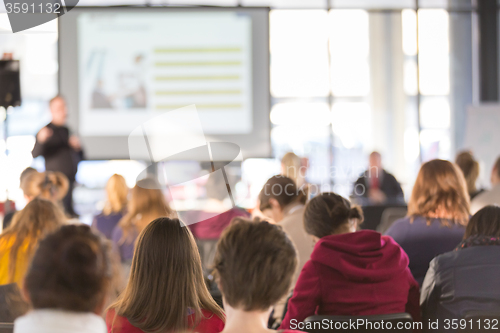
348,206,364,222
60,239,101,283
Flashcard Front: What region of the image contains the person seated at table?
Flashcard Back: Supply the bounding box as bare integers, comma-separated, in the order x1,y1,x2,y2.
352,151,404,205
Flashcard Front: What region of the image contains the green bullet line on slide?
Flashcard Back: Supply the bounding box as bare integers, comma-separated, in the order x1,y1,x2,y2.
155,104,242,109
155,75,240,81
155,90,241,95
154,47,242,53
155,61,242,66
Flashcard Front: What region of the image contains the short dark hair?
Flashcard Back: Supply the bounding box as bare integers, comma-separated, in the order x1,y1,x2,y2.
259,175,305,211
25,224,112,312
304,192,363,238
465,205,500,238
213,217,297,311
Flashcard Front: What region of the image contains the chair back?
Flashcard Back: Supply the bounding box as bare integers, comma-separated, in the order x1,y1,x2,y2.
303,313,413,333
377,207,408,234
0,323,14,333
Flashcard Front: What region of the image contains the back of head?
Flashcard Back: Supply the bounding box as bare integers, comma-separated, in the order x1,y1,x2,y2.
104,174,128,215
259,175,305,211
281,152,302,184
25,224,112,312
304,193,363,238
213,217,297,311
465,205,500,238
494,156,500,182
2,198,66,282
20,171,69,202
112,217,223,332
408,159,470,225
455,151,480,193
120,178,173,239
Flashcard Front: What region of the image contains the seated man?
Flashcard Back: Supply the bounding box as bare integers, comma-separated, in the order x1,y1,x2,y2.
213,217,299,333
352,151,404,205
471,156,500,214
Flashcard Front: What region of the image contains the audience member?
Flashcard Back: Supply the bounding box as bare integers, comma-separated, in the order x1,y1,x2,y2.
106,217,225,333
111,178,173,263
258,175,312,323
0,198,66,286
471,155,500,214
92,174,129,240
2,167,37,230
455,151,484,200
280,193,420,328
188,171,249,273
281,152,307,189
421,205,500,331
20,170,69,207
385,159,470,285
32,95,84,217
352,151,404,205
213,217,298,333
14,224,111,333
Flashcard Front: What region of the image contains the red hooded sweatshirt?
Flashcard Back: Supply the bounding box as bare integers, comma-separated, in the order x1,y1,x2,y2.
280,230,420,329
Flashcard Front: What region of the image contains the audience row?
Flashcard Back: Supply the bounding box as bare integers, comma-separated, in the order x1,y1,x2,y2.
0,154,500,333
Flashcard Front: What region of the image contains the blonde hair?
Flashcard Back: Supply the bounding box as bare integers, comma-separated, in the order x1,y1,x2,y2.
408,159,470,226
281,152,302,186
455,151,480,195
118,178,173,243
103,174,128,216
20,171,69,202
0,198,66,282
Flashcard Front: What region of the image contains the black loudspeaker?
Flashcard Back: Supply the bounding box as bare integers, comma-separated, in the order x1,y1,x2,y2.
0,60,21,108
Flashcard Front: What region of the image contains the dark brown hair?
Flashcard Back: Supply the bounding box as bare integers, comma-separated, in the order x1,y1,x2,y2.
259,175,306,211
465,205,500,238
25,224,112,312
304,192,363,239
0,198,66,282
408,159,470,226
109,217,224,332
213,217,297,311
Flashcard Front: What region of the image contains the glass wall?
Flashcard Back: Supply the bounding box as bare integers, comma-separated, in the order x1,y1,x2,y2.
0,0,478,205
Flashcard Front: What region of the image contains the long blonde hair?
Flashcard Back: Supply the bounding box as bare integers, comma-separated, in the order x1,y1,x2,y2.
0,198,66,282
103,174,128,216
408,159,470,226
20,171,69,202
109,218,224,332
118,178,173,243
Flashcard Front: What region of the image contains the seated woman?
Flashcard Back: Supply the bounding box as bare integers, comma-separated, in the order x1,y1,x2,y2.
213,217,299,333
20,170,69,214
385,159,470,285
0,198,66,286
421,205,500,330
106,217,225,333
455,151,484,200
280,193,420,329
92,174,129,240
111,178,173,263
14,224,112,333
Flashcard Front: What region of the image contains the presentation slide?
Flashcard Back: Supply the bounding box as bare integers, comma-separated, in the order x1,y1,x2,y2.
59,7,270,159
78,11,252,136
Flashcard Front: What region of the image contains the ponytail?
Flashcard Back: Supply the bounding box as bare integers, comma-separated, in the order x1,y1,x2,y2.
304,193,364,239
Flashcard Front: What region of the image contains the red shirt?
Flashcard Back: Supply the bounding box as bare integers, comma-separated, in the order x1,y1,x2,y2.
106,308,225,333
